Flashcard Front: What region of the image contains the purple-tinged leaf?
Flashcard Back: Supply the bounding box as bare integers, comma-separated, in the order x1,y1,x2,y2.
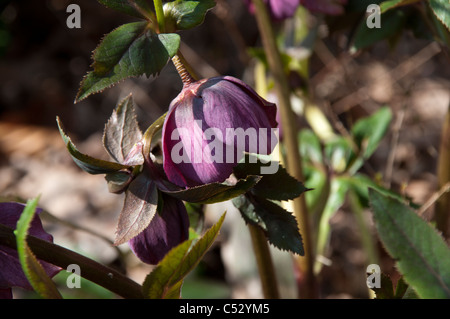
114,172,159,246
103,94,143,164
57,117,130,174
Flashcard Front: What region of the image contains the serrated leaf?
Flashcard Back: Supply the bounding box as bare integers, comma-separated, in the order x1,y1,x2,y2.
369,189,450,298
114,172,159,245
233,195,304,255
142,212,226,299
160,175,261,204
103,94,143,164
97,0,153,19
233,154,309,201
14,197,62,299
380,0,420,13
347,173,419,209
57,117,130,174
76,22,180,102
430,0,450,31
163,0,216,31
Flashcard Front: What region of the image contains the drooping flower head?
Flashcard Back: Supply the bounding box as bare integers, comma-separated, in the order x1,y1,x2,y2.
0,202,61,299
161,76,278,188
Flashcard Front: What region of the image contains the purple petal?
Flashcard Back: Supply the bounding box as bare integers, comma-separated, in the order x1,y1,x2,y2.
128,195,189,264
0,202,61,293
268,0,301,20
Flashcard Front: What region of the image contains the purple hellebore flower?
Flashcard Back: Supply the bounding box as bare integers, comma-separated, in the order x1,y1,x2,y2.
161,76,278,188
128,194,189,264
0,202,61,299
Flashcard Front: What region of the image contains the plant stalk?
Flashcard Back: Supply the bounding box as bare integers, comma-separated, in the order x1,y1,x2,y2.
153,0,165,33
250,0,317,298
172,54,196,86
248,223,280,298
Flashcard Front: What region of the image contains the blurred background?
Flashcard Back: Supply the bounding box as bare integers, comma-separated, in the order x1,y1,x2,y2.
0,0,449,298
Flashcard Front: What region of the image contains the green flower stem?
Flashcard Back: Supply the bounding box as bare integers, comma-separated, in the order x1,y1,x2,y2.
250,0,317,298
0,224,143,299
348,191,378,265
153,0,165,33
248,223,280,298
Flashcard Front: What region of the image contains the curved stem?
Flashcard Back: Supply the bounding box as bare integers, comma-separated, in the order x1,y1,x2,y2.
250,0,317,298
248,223,279,298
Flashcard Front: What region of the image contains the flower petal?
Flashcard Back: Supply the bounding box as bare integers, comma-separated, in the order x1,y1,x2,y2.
0,202,61,295
128,195,189,264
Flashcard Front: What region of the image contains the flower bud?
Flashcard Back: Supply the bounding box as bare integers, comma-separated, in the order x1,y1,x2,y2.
162,76,278,188
128,194,189,264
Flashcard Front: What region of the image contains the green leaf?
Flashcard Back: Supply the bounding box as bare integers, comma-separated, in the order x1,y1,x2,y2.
233,154,309,201
380,0,420,13
347,173,419,209
369,189,450,298
57,117,130,174
430,0,450,31
103,94,143,164
163,0,216,31
142,212,226,299
352,106,392,160
142,112,167,161
351,9,406,52
76,22,180,102
160,175,262,204
114,172,159,245
371,272,395,299
97,0,153,19
14,197,62,299
324,135,353,173
233,195,304,255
